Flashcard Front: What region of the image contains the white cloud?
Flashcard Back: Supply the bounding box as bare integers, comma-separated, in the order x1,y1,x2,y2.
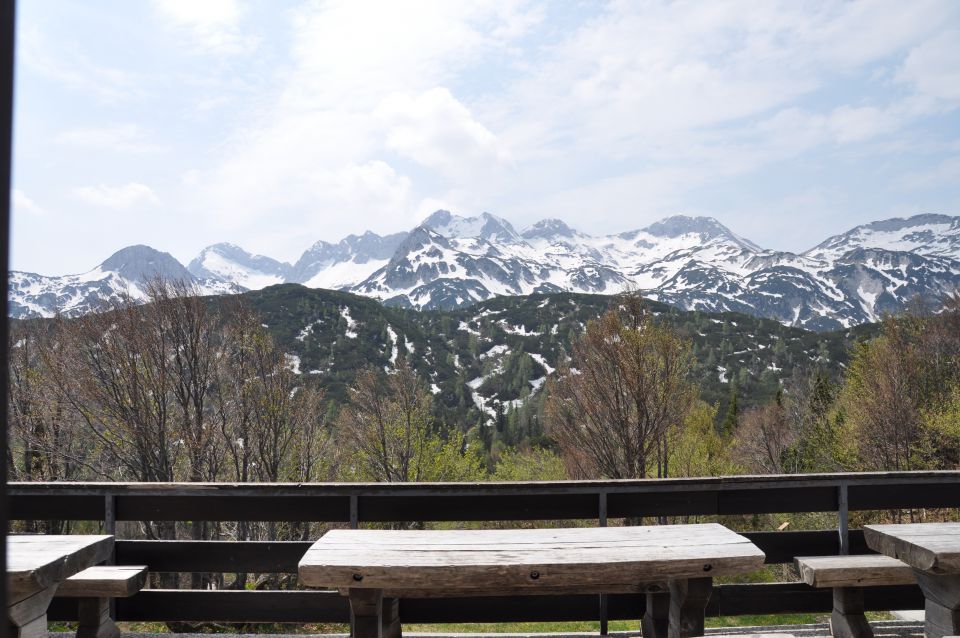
898,29,960,102
12,189,45,217
377,88,512,180
19,27,143,103
73,183,161,210
900,153,960,189
58,124,166,154
185,0,536,244
153,0,256,56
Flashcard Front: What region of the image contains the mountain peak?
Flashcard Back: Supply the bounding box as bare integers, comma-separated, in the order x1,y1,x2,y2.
642,215,760,251
99,245,194,284
806,213,960,260
644,215,727,238
188,243,291,288
522,218,578,239
422,209,521,242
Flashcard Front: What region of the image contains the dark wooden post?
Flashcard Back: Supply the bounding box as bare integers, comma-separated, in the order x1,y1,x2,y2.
667,577,711,638
830,587,872,638
598,490,608,636
914,571,960,638
838,481,849,555
349,589,384,638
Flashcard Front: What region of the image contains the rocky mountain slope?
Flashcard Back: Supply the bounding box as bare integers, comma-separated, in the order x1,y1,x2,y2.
244,285,875,429
9,212,960,330
9,245,240,318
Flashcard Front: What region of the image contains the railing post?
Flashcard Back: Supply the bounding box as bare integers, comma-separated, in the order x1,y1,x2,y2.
104,494,117,621
598,491,608,636
104,494,116,559
350,495,359,529
838,482,849,555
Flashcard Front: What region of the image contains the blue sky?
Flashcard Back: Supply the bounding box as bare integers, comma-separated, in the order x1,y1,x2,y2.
11,0,960,275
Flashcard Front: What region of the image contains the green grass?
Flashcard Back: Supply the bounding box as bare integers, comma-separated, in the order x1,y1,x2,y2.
403,614,832,633
100,611,894,634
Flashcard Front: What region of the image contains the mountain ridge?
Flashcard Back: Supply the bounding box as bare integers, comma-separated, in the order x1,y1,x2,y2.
9,212,960,330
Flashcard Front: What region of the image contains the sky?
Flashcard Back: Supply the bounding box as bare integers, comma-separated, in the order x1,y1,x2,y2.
10,0,960,275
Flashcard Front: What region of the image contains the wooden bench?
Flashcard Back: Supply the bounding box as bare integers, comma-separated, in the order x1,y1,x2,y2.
795,555,915,638
55,565,148,638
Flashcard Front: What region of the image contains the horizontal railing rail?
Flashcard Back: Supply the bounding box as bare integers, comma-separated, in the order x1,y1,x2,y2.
11,471,960,624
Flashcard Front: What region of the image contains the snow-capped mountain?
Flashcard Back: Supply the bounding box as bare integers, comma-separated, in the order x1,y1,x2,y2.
423,210,523,243
287,230,408,289
805,213,960,261
188,243,291,290
9,213,960,331
9,245,240,318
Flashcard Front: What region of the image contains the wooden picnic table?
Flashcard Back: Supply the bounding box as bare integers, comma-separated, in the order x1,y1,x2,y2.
298,523,765,638
864,522,960,638
7,535,114,638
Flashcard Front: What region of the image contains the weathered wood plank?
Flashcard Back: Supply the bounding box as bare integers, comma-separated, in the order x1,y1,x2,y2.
7,535,113,596
379,582,668,597
865,523,960,573
57,565,148,598
9,472,960,524
299,525,764,590
795,555,915,588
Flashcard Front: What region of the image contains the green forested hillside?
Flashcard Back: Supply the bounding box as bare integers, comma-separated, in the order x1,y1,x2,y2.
244,284,877,437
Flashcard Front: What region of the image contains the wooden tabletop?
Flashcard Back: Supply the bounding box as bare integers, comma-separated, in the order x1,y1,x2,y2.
299,523,765,591
864,523,960,574
7,535,114,598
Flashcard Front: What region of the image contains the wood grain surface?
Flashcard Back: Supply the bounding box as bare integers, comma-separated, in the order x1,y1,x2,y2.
299,524,764,590
7,535,114,597
794,554,915,588
864,523,960,574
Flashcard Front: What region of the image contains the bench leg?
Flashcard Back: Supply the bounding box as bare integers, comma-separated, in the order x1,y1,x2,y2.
75,598,120,638
915,571,960,638
667,577,712,638
8,585,58,638
830,587,872,638
349,588,384,638
642,591,668,638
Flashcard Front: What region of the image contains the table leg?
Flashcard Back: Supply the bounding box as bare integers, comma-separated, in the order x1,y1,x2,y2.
642,591,668,638
349,589,384,638
914,571,960,638
382,597,401,638
667,577,712,638
830,587,873,638
8,586,58,638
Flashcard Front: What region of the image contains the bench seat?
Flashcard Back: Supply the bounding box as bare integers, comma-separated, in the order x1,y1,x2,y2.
796,554,916,588
55,565,148,638
57,565,148,598
795,555,916,638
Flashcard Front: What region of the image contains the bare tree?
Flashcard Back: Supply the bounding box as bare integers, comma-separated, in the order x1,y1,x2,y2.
148,279,220,483
337,359,436,483
731,399,799,474
44,296,180,485
545,295,696,479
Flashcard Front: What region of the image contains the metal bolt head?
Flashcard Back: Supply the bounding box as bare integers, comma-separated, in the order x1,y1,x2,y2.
529,570,540,580
352,573,363,581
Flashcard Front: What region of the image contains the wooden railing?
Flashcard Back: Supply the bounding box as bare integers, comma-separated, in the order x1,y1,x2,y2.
9,471,960,626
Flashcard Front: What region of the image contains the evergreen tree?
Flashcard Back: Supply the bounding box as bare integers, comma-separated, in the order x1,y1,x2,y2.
721,386,739,436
